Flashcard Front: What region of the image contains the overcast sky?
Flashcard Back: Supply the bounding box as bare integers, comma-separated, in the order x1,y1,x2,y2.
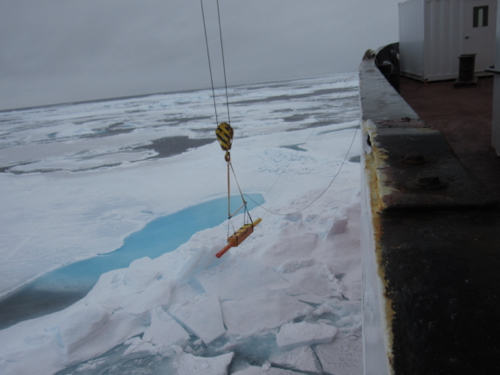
0,0,401,110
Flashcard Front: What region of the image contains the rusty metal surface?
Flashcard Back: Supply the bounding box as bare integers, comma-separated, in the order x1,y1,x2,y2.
371,128,497,211
360,54,500,375
379,208,500,375
359,60,420,122
398,76,500,201
374,118,427,129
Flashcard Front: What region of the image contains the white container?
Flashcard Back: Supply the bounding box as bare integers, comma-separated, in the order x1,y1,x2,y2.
399,0,497,81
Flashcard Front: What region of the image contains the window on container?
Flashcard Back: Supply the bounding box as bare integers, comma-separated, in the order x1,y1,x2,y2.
473,6,489,27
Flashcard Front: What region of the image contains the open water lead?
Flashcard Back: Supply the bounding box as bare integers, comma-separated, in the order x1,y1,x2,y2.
215,122,262,258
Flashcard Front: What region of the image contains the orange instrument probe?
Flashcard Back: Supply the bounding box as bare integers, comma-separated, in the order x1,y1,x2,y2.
216,218,262,258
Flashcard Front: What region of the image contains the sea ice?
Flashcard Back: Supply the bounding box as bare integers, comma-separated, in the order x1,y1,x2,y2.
195,258,287,300
277,258,346,298
284,212,302,222
83,258,176,315
173,351,234,375
233,365,307,375
221,289,311,336
123,306,190,356
269,345,322,374
58,297,153,366
258,230,319,267
276,321,337,349
74,358,107,372
0,75,362,375
314,337,363,375
122,337,156,357
169,294,226,344
341,263,363,301
329,214,349,235
291,292,328,305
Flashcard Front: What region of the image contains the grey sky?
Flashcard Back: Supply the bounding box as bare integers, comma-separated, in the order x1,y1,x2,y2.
0,0,401,110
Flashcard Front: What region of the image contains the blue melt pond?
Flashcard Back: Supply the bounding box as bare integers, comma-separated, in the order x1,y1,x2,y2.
0,194,264,329
0,194,264,330
35,194,265,292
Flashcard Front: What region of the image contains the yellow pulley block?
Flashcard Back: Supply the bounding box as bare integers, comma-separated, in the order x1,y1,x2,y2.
216,122,233,152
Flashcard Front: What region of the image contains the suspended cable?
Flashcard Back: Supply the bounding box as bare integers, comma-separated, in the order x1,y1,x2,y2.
246,125,359,217
216,122,262,258
261,70,358,201
202,1,357,256
246,69,360,217
200,0,219,125
216,0,231,124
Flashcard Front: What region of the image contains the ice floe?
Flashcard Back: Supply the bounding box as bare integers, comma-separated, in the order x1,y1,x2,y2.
269,345,322,374
276,321,337,348
0,75,362,375
173,352,234,375
315,337,363,375
123,306,190,356
169,294,226,345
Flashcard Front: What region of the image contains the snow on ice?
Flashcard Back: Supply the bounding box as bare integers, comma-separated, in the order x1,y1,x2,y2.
173,352,234,375
269,345,323,374
276,322,337,348
233,365,305,375
170,294,226,345
124,306,190,357
0,75,362,374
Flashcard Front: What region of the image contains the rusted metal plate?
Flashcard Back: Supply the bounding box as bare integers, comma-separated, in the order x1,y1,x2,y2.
374,118,428,129
359,60,420,122
370,128,497,211
379,208,500,375
360,50,500,375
